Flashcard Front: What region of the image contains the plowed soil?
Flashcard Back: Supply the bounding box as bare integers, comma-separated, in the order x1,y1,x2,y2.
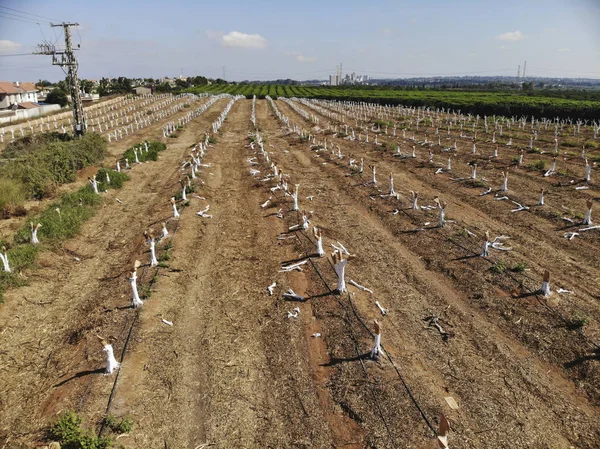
0,98,599,449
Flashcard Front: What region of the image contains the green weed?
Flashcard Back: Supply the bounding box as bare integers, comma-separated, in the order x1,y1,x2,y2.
511,262,528,273
50,410,113,449
527,160,546,171
489,261,506,274
103,414,133,434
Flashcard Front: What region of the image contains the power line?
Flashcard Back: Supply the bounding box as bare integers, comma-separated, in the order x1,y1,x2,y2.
0,9,50,24
0,53,37,57
0,5,59,22
0,12,42,25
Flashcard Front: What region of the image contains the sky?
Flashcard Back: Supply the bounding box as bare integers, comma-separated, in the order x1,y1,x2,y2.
0,0,599,83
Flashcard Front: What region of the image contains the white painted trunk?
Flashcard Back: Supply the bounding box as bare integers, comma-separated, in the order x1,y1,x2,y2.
103,344,120,374
316,236,324,256
149,239,158,267
334,260,348,292
541,281,550,297
130,272,143,308
583,209,592,225
0,252,10,272
370,333,381,358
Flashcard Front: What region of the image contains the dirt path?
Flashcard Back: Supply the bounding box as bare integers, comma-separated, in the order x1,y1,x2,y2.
108,98,354,449
0,98,229,446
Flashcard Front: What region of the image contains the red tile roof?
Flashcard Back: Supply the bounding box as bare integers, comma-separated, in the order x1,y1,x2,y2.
17,102,40,109
0,82,39,94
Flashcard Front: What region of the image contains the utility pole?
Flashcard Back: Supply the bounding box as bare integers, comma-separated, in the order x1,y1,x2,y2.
34,22,86,136
517,64,521,79
523,60,527,79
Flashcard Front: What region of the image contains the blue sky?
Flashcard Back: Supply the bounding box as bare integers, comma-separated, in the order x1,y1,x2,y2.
0,0,599,82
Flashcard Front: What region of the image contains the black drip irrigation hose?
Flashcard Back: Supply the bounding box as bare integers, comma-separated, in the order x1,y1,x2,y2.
253,119,438,444
96,102,224,437
285,99,600,353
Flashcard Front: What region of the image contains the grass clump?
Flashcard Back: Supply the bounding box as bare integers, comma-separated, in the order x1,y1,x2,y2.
96,168,129,190
567,314,590,330
489,261,506,274
121,141,166,164
527,160,546,171
374,119,392,127
0,178,27,218
14,187,101,244
103,414,134,434
511,262,528,273
561,139,579,148
50,410,113,449
466,179,485,188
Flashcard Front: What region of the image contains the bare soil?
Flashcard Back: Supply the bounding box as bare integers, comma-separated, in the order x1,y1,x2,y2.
0,98,599,449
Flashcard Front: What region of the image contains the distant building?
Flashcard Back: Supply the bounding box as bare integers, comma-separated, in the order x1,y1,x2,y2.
0,81,39,109
134,86,152,95
329,74,339,86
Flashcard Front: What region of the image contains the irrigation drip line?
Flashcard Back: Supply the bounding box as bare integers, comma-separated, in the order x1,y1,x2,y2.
264,171,401,447
255,114,438,443
91,98,224,437
285,98,600,352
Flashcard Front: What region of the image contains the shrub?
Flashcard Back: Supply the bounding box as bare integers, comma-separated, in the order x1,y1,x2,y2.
103,414,133,434
50,410,113,449
45,88,68,107
96,168,129,190
584,140,598,149
0,133,107,199
0,178,27,217
121,141,166,164
14,186,101,244
527,160,546,171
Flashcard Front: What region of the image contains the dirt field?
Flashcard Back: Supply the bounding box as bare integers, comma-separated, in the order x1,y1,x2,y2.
0,97,599,449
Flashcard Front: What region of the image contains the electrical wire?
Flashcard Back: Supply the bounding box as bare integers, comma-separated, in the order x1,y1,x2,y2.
76,25,82,47
0,12,42,25
0,5,59,22
0,10,48,23
0,53,36,57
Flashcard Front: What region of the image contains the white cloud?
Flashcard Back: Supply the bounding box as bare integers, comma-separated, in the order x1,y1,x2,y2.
221,31,267,49
557,48,571,52
0,40,21,53
297,54,317,63
495,30,525,41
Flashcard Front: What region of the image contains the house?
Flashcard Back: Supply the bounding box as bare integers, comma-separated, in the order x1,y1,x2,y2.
134,86,152,95
0,82,39,109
